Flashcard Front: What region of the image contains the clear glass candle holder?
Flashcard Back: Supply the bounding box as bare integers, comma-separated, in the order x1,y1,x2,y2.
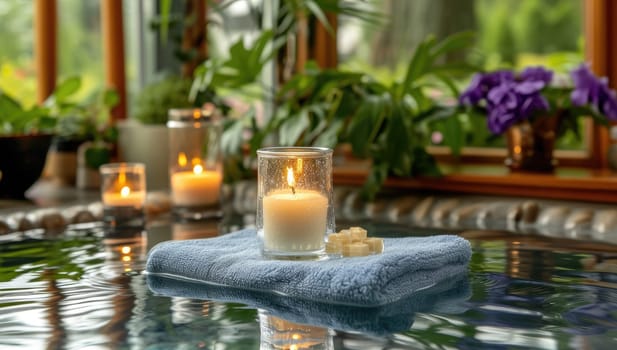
257,147,334,259
100,163,147,232
167,107,223,220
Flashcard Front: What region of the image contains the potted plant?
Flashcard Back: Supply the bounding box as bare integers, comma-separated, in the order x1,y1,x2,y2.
0,90,56,199
192,31,474,199
459,64,617,172
118,76,195,190
43,77,118,186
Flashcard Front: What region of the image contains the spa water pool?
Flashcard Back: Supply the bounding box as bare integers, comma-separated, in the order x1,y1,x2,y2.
2,215,617,350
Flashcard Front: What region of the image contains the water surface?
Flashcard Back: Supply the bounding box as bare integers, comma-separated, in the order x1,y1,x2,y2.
1,220,617,349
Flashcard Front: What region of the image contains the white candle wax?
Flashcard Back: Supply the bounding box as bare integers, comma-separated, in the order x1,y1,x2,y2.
171,170,222,206
263,189,328,251
102,190,145,207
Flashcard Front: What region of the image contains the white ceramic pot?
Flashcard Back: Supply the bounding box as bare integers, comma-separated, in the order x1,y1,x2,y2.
117,120,169,190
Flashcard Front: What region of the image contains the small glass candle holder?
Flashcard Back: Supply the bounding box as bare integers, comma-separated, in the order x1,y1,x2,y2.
167,107,223,220
100,163,147,232
257,147,334,259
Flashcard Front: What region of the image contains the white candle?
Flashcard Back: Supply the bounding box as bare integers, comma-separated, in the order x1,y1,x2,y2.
263,189,328,251
102,186,145,207
171,164,222,206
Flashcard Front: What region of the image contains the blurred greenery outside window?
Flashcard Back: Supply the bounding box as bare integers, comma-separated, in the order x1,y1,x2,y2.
0,0,36,108
337,0,586,152
0,1,105,106
57,0,104,102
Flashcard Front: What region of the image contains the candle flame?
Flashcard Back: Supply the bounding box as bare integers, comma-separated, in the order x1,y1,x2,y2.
121,246,131,254
118,171,126,185
193,164,203,174
296,158,303,173
120,186,131,197
178,152,188,166
191,157,201,166
193,109,201,119
287,167,296,194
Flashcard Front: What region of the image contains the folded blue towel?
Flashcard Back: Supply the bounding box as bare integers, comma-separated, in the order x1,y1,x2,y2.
147,272,470,335
146,228,471,307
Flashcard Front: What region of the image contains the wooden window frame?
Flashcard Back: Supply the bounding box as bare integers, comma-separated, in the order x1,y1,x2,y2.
312,1,615,168
35,0,127,120
32,1,617,202
313,1,617,203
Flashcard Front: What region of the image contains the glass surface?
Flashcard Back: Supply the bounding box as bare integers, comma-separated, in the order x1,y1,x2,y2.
2,209,617,349
58,0,104,99
257,147,334,259
0,0,36,107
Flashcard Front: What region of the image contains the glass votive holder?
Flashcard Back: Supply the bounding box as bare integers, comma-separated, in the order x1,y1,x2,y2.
100,163,147,232
167,107,223,220
257,147,334,260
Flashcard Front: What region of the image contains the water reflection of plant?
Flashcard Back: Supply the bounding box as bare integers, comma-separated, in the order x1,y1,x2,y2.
0,235,103,282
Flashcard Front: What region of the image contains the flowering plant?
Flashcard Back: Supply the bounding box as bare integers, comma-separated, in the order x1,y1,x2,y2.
459,64,617,136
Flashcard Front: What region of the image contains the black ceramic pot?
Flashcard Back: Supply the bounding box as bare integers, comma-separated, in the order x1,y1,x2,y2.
0,134,53,199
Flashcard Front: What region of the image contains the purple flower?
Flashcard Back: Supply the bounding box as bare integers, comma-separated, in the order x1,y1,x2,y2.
459,63,617,136
571,63,617,120
479,78,550,134
520,94,549,117
488,105,517,134
487,82,518,109
459,70,514,105
514,80,546,95
520,66,553,86
570,64,604,106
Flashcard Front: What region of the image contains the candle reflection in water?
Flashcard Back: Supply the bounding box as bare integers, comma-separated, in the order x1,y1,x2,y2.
259,310,333,350
100,231,146,347
43,268,66,349
172,220,220,241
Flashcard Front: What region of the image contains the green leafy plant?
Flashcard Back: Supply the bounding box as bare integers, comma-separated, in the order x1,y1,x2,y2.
133,76,195,125
52,77,119,143
0,91,55,135
204,32,475,198
0,76,118,139
264,33,475,198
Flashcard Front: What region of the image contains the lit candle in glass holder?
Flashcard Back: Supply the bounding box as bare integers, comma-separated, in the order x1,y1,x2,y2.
170,157,222,207
168,107,223,220
257,147,334,259
100,163,147,233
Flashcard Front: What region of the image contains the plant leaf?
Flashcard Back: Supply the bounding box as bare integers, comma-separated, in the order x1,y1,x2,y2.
52,76,81,103
429,31,475,61
279,109,310,146
361,161,389,201
347,96,382,157
222,117,246,155
442,115,464,157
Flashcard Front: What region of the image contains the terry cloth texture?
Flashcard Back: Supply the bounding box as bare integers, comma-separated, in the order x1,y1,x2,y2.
146,228,472,307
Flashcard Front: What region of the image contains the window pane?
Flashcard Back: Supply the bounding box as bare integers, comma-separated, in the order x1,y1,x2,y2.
0,0,36,108
338,0,585,151
58,0,104,100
